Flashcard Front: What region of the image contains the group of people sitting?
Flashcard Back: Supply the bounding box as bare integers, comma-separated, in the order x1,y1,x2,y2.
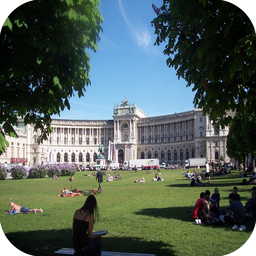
193,186,256,230
183,170,210,186
238,172,256,185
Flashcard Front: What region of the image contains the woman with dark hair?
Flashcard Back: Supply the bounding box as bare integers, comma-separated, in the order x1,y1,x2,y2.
72,195,105,255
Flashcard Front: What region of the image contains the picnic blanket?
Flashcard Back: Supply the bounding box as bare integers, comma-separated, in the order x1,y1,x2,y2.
57,194,81,197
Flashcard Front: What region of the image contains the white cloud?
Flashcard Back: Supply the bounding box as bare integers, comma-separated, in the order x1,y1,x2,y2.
118,0,152,50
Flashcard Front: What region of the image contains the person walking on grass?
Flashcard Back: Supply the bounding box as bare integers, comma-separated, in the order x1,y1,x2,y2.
9,202,43,213
96,169,103,192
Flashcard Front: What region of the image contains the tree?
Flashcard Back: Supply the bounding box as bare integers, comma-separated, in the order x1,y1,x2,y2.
243,104,256,171
0,0,103,154
227,113,248,171
151,0,256,128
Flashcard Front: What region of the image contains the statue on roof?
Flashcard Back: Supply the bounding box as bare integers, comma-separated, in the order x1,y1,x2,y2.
121,95,128,106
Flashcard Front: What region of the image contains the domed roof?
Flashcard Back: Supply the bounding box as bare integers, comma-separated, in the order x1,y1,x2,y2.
97,153,105,160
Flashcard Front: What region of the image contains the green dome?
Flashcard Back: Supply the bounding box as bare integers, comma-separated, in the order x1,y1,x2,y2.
97,153,105,160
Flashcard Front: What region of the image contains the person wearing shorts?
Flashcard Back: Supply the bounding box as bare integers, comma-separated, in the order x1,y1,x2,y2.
9,202,43,213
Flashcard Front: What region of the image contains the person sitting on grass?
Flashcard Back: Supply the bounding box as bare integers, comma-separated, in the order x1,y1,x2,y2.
205,190,219,218
8,202,43,213
192,192,211,223
195,176,210,186
244,190,256,222
152,174,158,181
113,173,122,179
105,174,113,182
68,175,74,182
228,187,241,205
224,194,246,231
52,174,58,179
184,171,190,178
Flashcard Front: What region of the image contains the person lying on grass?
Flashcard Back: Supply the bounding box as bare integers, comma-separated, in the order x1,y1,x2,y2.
134,177,148,183
7,202,43,213
61,188,81,197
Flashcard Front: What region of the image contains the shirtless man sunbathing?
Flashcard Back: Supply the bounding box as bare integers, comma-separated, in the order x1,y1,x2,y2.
9,202,43,213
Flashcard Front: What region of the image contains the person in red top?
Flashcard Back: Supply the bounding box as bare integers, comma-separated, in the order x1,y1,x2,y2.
193,192,211,222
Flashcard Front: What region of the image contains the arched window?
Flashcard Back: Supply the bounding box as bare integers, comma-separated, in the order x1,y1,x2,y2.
141,152,145,159
79,153,83,162
118,149,124,164
93,152,97,162
57,152,60,162
72,153,75,162
180,149,183,160
192,148,195,158
168,150,171,161
215,151,219,160
122,123,128,128
148,151,151,159
154,151,158,159
161,151,165,161
86,153,90,162
186,149,189,160
64,153,68,162
174,150,177,161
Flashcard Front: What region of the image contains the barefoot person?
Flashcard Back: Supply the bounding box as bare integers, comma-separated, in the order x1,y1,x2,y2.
9,202,43,213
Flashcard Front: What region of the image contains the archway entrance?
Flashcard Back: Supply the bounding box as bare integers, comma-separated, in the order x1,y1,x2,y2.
118,149,124,164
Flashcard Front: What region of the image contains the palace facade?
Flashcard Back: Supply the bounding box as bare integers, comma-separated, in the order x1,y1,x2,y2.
0,100,232,167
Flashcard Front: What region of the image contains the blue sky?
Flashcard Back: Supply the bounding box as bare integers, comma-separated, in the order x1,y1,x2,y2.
55,0,195,120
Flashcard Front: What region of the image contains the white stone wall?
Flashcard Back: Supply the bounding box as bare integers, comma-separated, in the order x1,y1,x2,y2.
0,106,231,167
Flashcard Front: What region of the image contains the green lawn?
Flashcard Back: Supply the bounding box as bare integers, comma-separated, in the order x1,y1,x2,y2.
0,168,255,256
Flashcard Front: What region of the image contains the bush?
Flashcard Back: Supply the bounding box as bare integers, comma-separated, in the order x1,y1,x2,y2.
10,165,27,179
59,163,78,176
0,166,7,180
47,164,61,178
29,165,47,178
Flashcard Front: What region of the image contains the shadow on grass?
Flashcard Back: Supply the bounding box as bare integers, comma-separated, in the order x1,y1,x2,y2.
134,207,255,234
167,176,249,189
5,228,175,256
135,206,193,222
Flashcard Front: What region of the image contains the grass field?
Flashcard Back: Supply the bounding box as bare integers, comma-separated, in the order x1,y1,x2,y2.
0,168,255,256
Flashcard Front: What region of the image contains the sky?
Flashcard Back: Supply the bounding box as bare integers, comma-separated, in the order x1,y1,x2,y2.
54,0,195,120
